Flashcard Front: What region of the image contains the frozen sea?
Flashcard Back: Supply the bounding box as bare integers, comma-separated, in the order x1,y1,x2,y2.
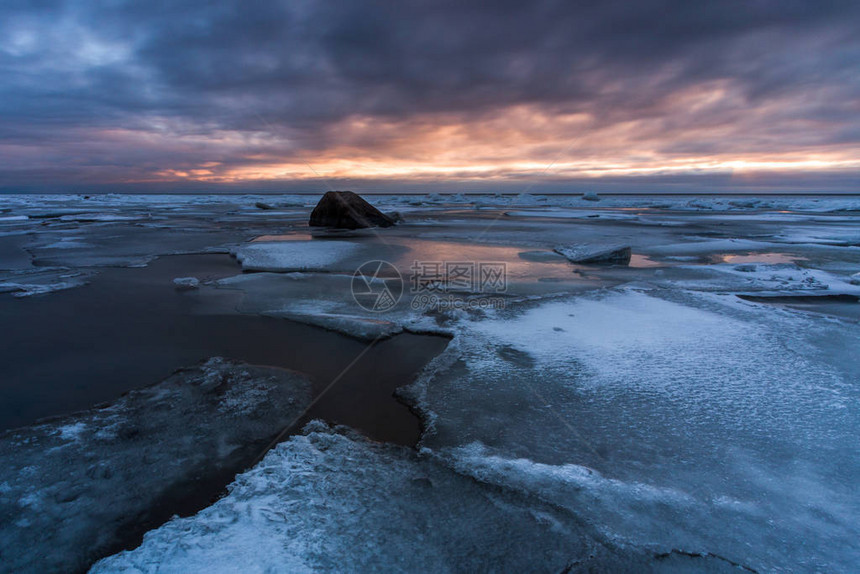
0,192,858,573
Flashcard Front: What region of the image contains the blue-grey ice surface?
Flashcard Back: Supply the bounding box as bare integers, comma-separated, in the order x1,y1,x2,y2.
421,289,859,572
1,193,859,572
92,422,656,573
0,358,312,572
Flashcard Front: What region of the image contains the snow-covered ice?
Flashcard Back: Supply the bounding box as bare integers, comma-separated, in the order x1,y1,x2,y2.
0,267,93,297
0,192,858,572
652,262,860,295
412,289,860,572
231,240,362,272
91,422,658,574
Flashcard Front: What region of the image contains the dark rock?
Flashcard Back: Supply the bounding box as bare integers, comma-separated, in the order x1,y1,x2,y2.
255,202,275,210
309,191,396,229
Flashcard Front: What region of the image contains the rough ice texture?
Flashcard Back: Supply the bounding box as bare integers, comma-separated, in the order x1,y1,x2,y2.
231,240,360,272
0,358,312,573
655,262,860,295
774,224,860,246
91,423,652,574
707,262,860,293
415,289,860,572
1,192,858,572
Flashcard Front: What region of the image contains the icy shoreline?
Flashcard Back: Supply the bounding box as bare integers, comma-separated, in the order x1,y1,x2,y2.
1,193,858,572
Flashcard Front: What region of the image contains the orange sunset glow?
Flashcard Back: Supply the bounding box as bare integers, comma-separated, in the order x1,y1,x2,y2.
1,2,858,193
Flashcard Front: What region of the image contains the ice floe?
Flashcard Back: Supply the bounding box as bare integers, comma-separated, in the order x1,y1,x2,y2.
1,191,858,572
216,272,442,340
91,422,651,574
231,240,362,272
172,276,200,290
0,358,312,572
0,268,93,297
554,243,632,265
655,262,860,295
411,288,860,572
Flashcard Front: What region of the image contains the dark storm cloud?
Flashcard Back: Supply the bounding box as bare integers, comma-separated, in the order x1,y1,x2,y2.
0,0,859,190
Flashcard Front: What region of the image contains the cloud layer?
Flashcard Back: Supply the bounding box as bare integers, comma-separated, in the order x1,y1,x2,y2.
1,0,859,192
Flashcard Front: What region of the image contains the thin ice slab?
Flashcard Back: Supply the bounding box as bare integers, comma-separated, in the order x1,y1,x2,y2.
554,244,632,265
232,240,361,272
0,358,312,573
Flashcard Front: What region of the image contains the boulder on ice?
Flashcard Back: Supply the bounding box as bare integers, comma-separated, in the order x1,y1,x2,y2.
554,244,632,265
309,191,396,229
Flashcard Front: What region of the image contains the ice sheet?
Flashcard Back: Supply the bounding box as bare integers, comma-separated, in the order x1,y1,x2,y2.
413,288,860,572
91,422,652,574
0,267,93,296
1,192,858,572
231,240,362,272
0,358,312,573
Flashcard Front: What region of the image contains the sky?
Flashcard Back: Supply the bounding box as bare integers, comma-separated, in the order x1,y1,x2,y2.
1,0,859,194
